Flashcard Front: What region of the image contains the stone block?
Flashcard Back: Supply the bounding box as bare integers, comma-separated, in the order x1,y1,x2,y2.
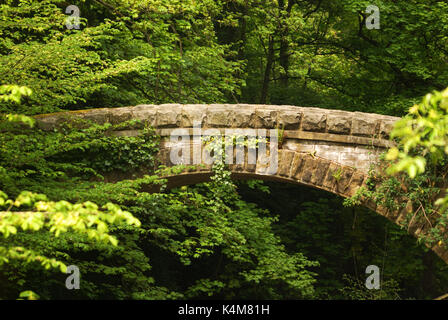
206,108,233,128
291,153,307,180
132,105,157,127
323,163,341,191
156,107,182,128
352,117,378,136
277,111,302,130
277,150,295,177
301,112,326,132
346,171,366,197
300,157,318,183
83,108,111,124
327,115,351,134
109,107,133,124
310,159,331,186
336,166,355,194
379,119,397,138
180,105,207,127
232,109,254,127
250,109,278,128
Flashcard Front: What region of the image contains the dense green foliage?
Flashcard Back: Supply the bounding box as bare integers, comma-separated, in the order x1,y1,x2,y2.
1,0,448,299
3,0,447,115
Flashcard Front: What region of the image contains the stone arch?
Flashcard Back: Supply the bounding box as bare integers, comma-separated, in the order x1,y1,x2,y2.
33,104,448,263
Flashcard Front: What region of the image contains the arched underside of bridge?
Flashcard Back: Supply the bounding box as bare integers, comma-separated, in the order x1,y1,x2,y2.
155,147,448,265
34,104,448,263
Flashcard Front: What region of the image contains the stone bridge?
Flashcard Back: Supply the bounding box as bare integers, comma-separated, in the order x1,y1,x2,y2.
34,104,448,263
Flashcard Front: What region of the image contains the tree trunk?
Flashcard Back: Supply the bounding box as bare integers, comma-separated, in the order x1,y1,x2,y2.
278,0,293,87
260,36,275,104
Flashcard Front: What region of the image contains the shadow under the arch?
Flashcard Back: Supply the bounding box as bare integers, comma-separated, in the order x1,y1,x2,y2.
138,169,448,266
143,171,337,194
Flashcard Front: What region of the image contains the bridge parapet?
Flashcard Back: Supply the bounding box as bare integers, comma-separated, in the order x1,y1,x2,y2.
34,104,399,137
34,104,399,172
